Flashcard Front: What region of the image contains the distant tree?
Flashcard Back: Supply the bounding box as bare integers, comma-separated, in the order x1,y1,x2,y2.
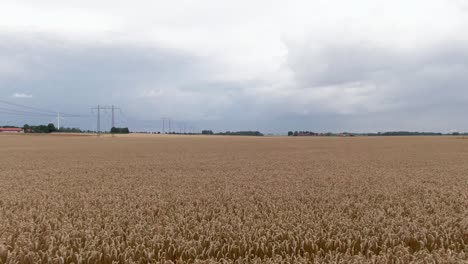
47,123,57,133
59,127,82,133
216,131,264,136
293,131,298,136
24,124,49,133
378,131,443,136
202,130,214,135
110,127,130,134
288,131,293,136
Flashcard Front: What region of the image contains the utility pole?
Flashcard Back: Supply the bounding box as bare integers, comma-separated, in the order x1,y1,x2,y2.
111,105,115,128
92,105,120,136
161,117,171,134
97,105,100,136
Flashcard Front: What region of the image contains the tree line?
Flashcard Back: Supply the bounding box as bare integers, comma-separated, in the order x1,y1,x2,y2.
202,130,264,136
2,124,132,134
22,124,82,133
23,124,57,133
288,131,320,136
288,131,466,136
110,127,130,134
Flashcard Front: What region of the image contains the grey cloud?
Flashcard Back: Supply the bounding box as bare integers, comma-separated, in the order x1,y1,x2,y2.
1,30,468,133
281,37,468,131
0,33,256,131
286,41,401,87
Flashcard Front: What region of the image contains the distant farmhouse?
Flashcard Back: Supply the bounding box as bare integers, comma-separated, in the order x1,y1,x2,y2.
0,127,24,133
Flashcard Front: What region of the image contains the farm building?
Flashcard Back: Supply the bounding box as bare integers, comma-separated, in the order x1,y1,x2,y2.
0,127,23,133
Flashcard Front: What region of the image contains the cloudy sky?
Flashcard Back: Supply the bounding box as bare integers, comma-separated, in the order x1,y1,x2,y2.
1,0,468,133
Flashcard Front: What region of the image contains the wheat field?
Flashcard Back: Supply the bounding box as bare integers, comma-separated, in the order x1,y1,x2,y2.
0,134,467,263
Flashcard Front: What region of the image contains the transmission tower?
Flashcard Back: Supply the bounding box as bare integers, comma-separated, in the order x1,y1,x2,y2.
161,117,171,134
92,105,121,135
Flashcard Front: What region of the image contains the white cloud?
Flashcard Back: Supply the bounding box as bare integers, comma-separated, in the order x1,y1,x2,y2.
141,89,164,98
12,93,33,98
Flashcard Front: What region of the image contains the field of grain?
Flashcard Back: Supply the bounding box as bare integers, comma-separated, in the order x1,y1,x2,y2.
0,134,467,263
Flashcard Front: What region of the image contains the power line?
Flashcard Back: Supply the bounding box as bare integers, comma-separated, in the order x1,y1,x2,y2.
61,113,90,118
0,99,56,114
0,107,57,117
0,99,89,117
0,99,92,131
0,111,56,117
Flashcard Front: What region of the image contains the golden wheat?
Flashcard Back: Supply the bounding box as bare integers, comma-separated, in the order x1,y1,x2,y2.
0,134,467,263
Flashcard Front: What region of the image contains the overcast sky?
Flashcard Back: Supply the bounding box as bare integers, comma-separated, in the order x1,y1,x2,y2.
1,0,468,133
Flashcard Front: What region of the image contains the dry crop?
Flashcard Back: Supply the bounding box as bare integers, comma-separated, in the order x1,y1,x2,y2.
0,134,467,263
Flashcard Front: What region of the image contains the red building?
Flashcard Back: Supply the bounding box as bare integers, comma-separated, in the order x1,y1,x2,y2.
0,128,23,133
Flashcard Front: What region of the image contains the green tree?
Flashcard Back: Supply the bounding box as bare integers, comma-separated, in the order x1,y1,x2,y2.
47,123,57,133
110,127,130,134
202,130,214,135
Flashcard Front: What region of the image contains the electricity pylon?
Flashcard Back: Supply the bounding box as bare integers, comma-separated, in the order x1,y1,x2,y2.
92,105,121,135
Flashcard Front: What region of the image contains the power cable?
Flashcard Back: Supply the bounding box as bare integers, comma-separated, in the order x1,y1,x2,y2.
0,107,57,117
0,99,56,114
0,99,89,117
0,110,56,117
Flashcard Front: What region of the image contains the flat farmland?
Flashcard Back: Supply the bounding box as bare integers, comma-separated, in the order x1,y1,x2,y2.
0,135,467,263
